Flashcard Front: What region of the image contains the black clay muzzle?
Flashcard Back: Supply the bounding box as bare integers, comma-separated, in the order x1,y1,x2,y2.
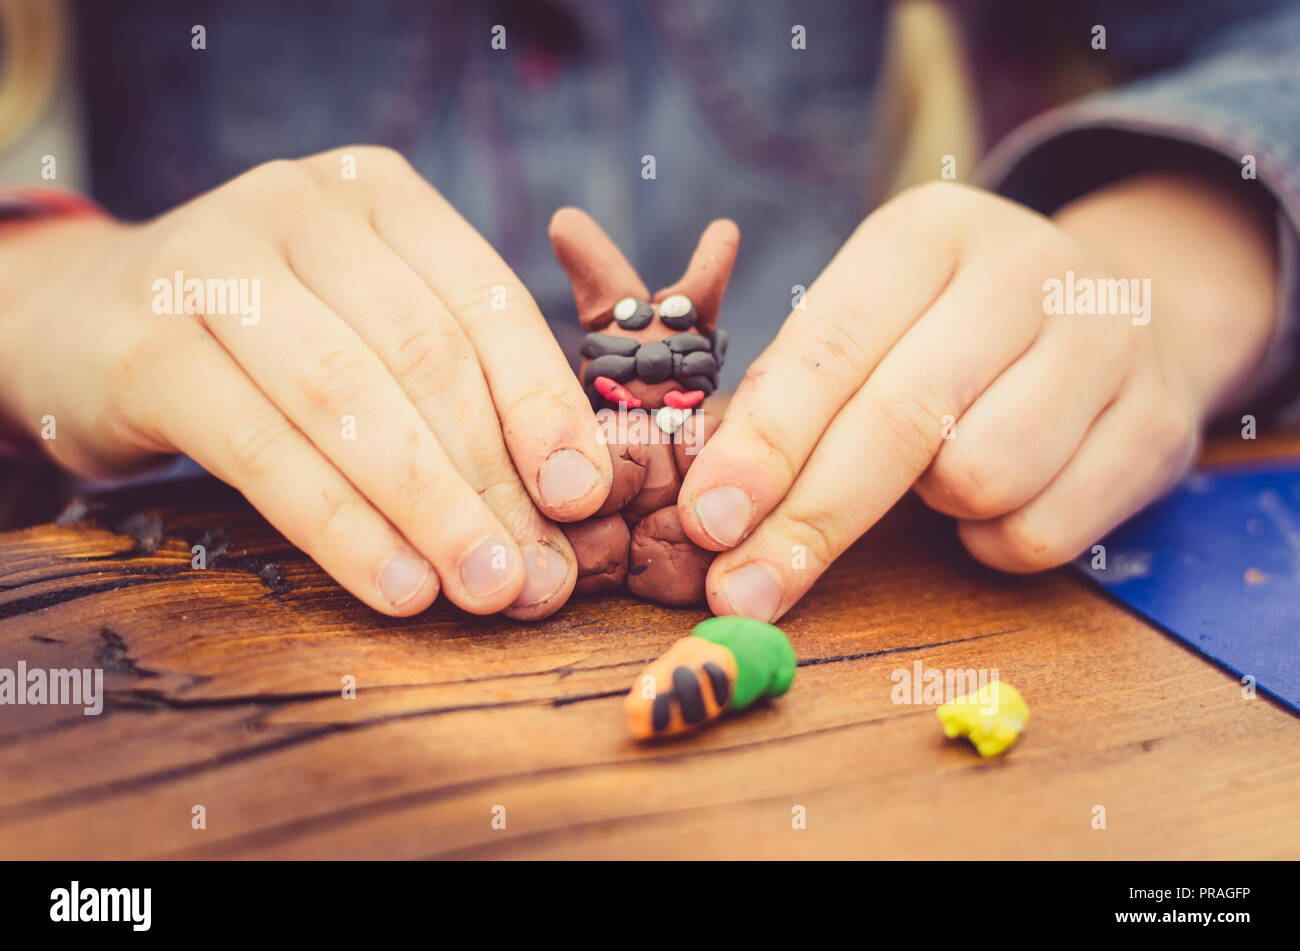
580,330,728,407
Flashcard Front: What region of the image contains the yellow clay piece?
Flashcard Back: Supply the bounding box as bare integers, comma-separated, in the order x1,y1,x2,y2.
936,681,1029,757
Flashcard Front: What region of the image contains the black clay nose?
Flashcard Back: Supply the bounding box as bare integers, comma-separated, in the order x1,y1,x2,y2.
635,341,673,383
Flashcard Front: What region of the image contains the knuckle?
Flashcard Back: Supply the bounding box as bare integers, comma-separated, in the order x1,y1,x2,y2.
501,384,582,437
138,219,210,292
1080,320,1138,377
891,179,971,216
228,160,329,241
444,272,534,324
314,489,363,547
925,450,1014,519
279,200,339,252
104,327,158,400
226,409,293,477
869,388,945,472
241,158,321,203
1009,229,1081,303
990,227,1053,284
894,179,956,209
996,512,1076,571
784,312,870,380
1148,396,1196,460
309,144,414,180
737,415,800,488
405,470,470,528
476,471,532,525
141,218,191,268
353,144,413,175
299,348,376,417
389,317,475,401
781,503,847,569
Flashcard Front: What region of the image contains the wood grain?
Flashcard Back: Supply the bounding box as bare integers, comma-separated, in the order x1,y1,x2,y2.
0,437,1298,859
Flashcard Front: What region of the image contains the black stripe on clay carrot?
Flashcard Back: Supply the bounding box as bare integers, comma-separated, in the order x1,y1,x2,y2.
673,666,707,724
702,662,731,707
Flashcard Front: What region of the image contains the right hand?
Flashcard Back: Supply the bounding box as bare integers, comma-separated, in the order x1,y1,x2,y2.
0,147,614,619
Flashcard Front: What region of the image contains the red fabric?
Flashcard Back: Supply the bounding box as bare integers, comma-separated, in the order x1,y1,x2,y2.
0,186,105,222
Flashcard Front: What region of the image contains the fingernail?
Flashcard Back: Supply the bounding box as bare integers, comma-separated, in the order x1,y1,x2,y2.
459,536,516,597
694,485,753,547
539,449,601,507
721,562,782,622
511,544,568,607
378,553,431,608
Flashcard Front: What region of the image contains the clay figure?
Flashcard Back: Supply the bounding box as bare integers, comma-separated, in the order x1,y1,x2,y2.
549,208,737,606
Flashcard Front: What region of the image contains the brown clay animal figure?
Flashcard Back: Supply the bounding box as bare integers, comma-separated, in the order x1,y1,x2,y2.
549,208,738,606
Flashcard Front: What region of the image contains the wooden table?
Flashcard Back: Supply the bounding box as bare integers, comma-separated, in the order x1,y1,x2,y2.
1,437,1298,860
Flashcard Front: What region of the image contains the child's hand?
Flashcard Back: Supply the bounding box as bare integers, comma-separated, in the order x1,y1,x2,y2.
678,176,1278,622
0,147,613,619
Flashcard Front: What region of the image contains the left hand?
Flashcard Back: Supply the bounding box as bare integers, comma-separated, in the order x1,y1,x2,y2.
676,176,1278,622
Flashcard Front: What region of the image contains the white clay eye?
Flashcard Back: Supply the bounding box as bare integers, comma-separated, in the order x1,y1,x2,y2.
613,297,654,329
658,294,696,329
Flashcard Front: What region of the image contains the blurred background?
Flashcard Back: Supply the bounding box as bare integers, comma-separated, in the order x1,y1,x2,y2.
0,0,1292,524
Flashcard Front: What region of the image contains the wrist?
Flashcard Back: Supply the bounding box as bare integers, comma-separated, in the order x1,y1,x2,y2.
0,214,127,449
1051,171,1278,421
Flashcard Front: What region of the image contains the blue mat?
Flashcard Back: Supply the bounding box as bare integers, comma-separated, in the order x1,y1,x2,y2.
1073,461,1300,715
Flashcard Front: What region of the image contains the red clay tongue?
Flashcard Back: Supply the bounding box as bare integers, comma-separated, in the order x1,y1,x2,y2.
594,376,642,408
663,389,704,409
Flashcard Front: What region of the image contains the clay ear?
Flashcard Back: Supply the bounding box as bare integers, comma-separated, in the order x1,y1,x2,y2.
653,219,739,335
549,207,650,330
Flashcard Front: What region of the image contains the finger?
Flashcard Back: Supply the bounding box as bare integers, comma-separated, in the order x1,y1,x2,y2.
676,184,972,552
190,244,527,615
915,312,1135,520
698,257,1050,622
311,148,612,521
126,328,440,616
283,205,577,618
958,373,1198,573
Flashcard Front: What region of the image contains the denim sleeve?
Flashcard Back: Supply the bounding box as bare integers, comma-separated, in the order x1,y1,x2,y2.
977,3,1300,427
